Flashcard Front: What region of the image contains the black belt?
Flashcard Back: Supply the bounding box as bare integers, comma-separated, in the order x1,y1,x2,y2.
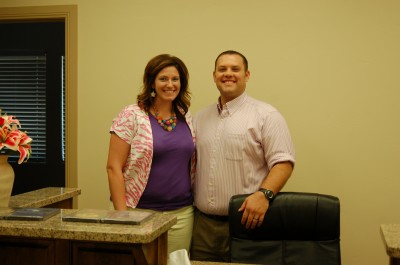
199,211,229,222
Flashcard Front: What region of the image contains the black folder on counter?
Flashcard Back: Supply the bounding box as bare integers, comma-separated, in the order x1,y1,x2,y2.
62,209,154,225
0,207,60,221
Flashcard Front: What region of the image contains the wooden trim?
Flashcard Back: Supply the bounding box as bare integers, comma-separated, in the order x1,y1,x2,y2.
0,6,78,204
143,232,168,265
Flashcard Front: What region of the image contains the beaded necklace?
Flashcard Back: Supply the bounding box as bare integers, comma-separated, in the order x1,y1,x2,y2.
153,107,177,132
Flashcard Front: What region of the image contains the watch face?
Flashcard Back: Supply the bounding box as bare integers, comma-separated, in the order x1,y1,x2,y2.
259,189,274,200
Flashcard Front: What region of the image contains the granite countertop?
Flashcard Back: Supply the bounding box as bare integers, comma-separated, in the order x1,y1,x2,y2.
381,224,400,258
9,187,81,208
0,209,177,244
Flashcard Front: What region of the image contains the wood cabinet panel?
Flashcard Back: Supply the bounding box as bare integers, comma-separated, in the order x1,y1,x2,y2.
0,237,152,265
0,237,68,265
71,241,138,265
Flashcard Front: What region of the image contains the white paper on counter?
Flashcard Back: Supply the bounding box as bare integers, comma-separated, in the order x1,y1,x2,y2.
169,249,191,265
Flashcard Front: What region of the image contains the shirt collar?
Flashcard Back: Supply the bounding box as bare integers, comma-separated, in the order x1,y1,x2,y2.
217,92,248,116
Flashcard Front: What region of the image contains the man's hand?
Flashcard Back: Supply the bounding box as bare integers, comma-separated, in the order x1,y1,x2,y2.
238,191,269,229
238,162,293,229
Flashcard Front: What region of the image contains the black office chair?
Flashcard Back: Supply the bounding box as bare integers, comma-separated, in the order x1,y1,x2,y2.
229,192,341,265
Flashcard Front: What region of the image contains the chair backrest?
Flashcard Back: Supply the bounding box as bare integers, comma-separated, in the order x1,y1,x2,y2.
229,192,341,265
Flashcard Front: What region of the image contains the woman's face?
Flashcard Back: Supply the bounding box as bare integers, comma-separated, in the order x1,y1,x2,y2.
153,66,181,104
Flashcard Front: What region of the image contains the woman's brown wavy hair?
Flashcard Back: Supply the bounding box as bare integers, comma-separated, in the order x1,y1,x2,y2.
137,54,191,119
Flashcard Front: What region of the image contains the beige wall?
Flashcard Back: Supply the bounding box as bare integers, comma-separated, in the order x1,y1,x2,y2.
1,1,400,264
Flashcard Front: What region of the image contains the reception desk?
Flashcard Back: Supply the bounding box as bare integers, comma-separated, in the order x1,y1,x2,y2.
0,209,176,265
9,187,81,209
381,224,400,265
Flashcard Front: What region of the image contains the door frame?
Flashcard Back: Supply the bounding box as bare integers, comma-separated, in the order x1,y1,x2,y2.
0,6,78,196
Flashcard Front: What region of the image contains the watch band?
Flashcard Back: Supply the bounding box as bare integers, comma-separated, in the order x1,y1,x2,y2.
258,188,275,201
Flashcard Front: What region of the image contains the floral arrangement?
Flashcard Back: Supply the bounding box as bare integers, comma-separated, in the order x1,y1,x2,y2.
0,109,33,164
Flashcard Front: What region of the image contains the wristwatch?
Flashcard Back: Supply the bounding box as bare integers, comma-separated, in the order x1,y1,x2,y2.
258,188,275,201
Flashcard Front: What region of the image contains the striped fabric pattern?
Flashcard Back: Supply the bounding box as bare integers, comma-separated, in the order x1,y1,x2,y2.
193,93,295,216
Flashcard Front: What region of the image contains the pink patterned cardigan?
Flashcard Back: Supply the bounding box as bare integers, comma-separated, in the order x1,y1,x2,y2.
110,104,196,208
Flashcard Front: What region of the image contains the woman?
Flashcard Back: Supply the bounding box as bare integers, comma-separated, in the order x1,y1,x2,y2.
106,54,195,256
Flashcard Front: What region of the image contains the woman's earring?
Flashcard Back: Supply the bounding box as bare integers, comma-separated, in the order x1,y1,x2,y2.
151,89,156,97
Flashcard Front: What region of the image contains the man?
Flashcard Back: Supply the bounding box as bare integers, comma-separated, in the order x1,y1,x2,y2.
191,50,295,262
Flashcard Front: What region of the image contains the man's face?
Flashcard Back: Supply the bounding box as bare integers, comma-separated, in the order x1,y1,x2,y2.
213,54,250,104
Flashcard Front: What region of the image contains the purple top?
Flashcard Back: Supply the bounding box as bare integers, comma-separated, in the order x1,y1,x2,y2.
137,114,194,210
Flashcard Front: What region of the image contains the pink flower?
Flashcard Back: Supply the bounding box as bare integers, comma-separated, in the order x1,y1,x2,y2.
0,109,33,164
0,114,20,128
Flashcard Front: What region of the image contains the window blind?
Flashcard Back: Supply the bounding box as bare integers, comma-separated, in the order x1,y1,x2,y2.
61,55,65,161
0,55,47,162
